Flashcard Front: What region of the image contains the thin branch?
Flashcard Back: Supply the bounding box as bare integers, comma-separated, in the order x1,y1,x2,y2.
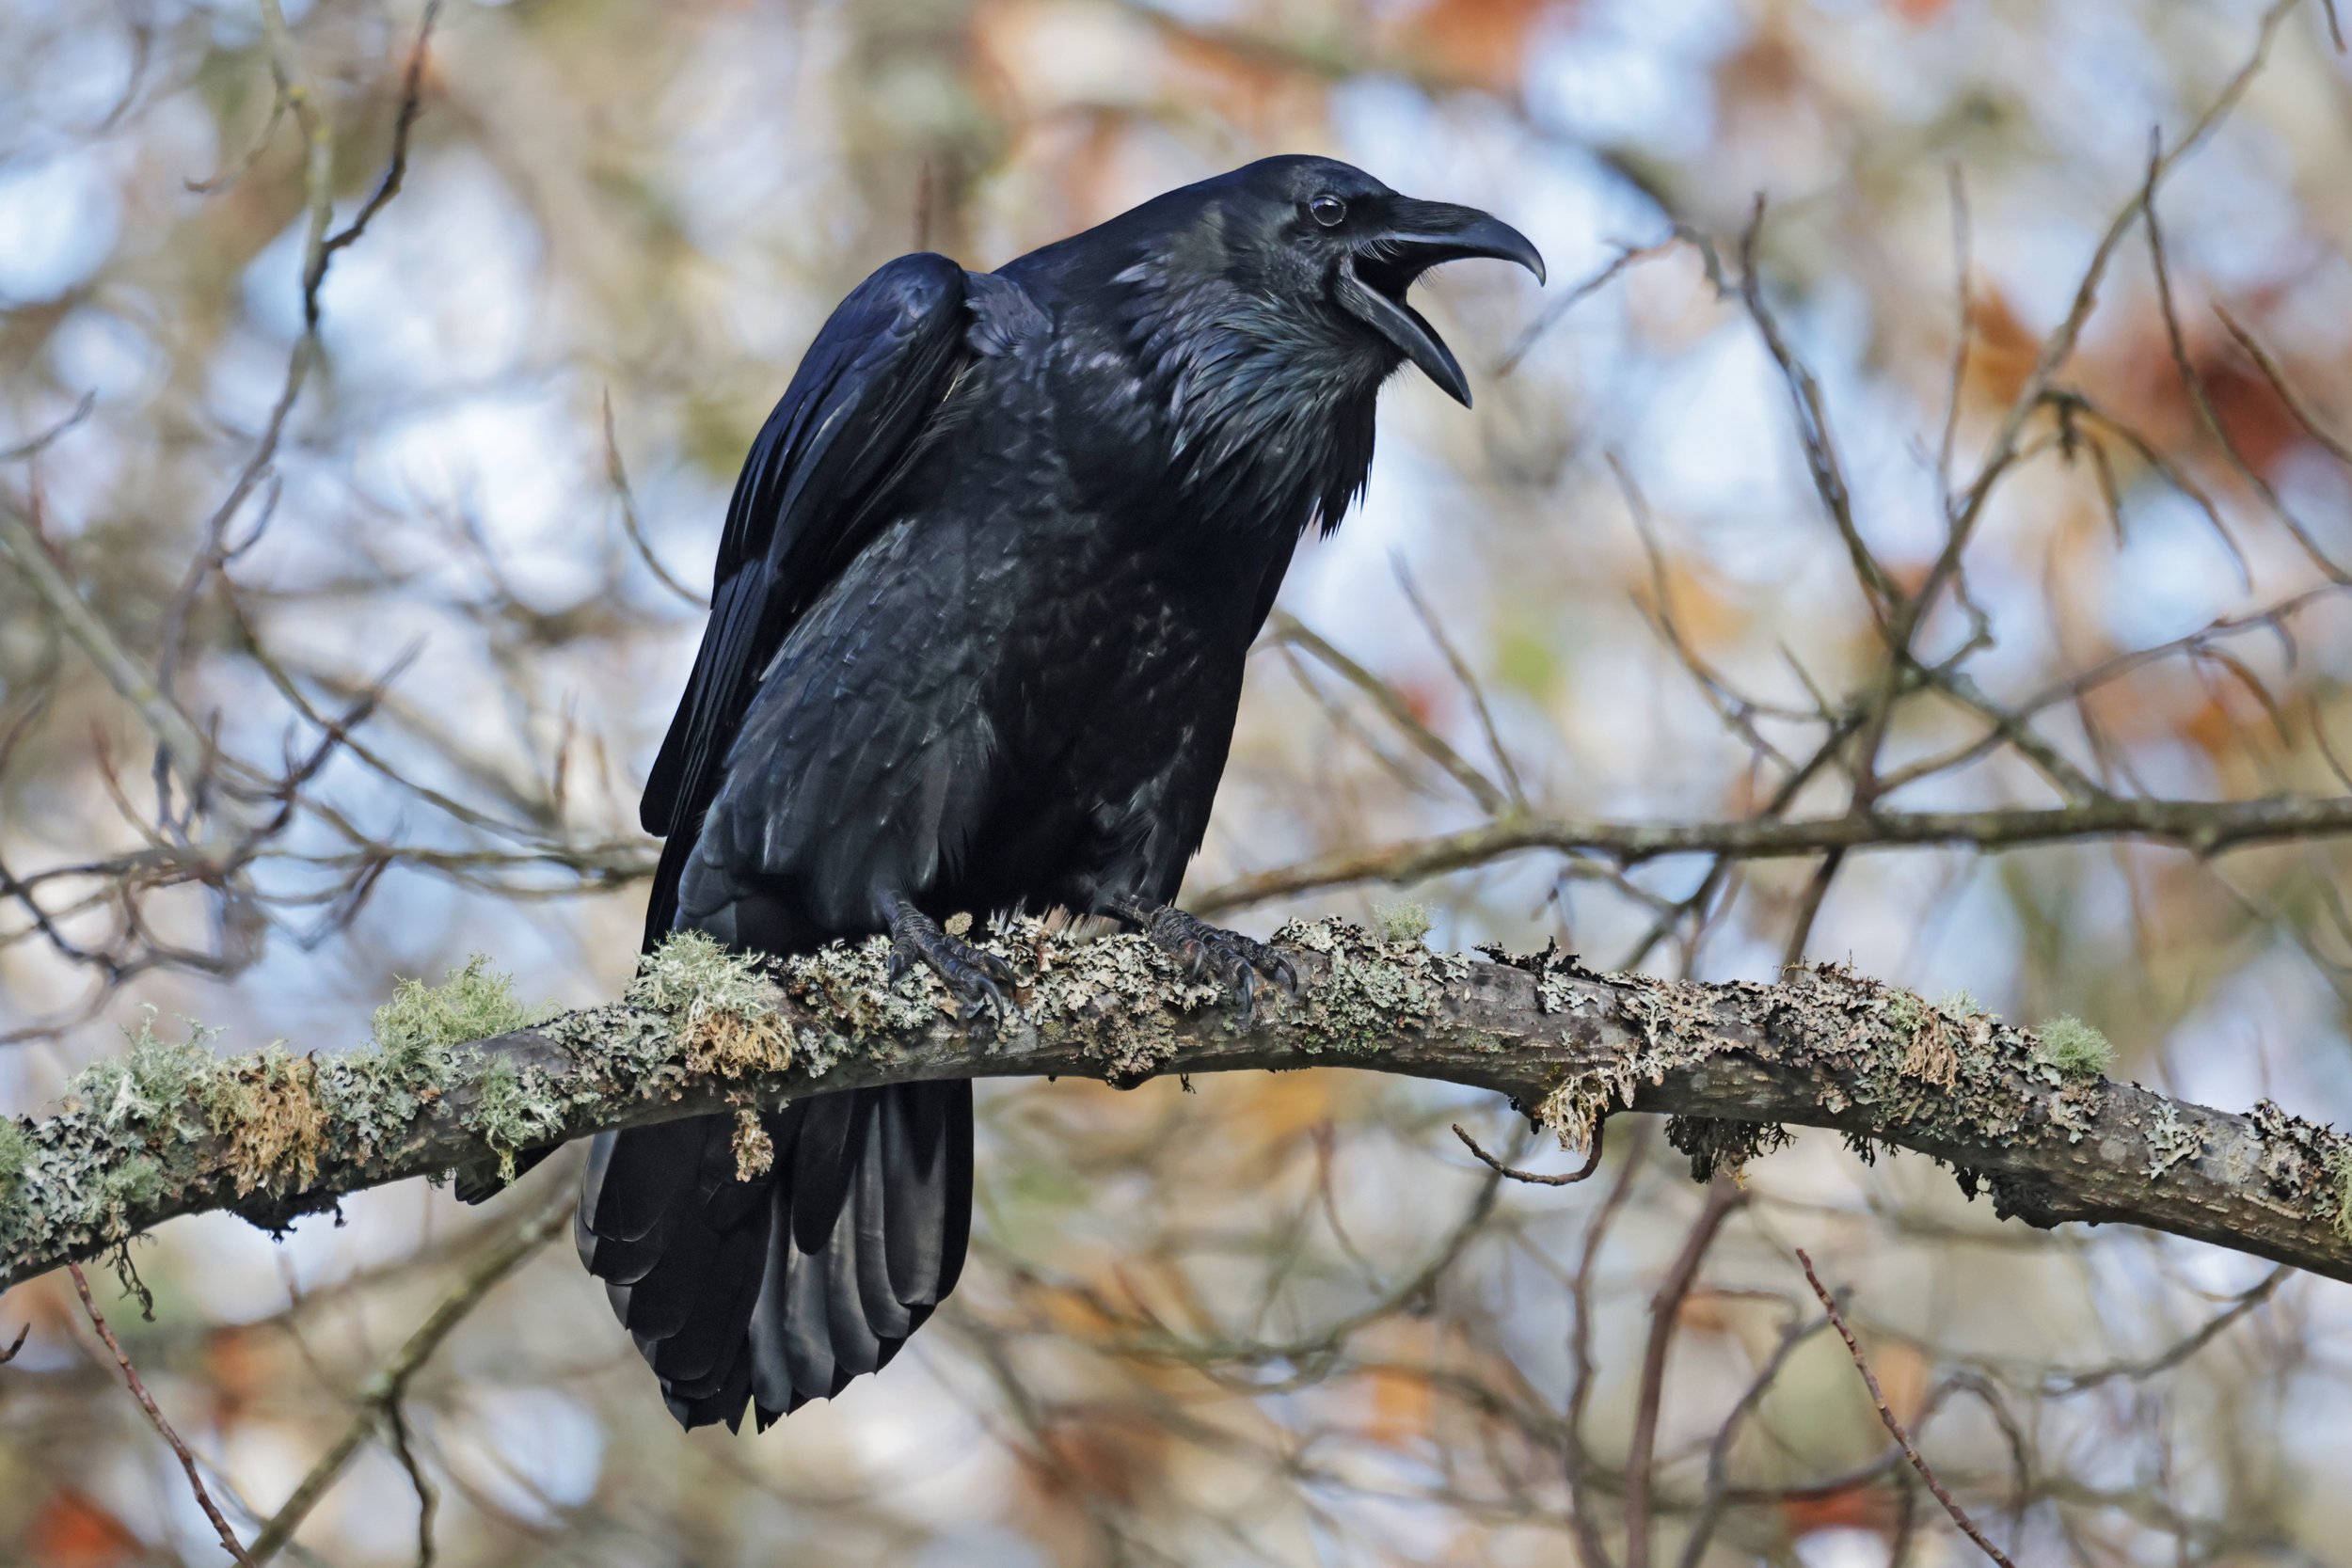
1915,0,2301,629
1796,1248,2018,1568
2040,1264,2286,1395
0,500,219,784
1566,1126,1649,1568
0,392,97,464
1623,1178,1748,1568
1189,791,2352,915
1452,1120,1607,1185
1392,557,1528,810
1269,610,1506,813
1499,230,1719,375
70,1261,261,1568
603,390,707,610
317,2,441,266
2141,138,2349,585
2215,304,2352,471
1677,1310,1833,1568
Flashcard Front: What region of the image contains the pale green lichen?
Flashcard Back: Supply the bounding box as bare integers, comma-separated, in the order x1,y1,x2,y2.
632,930,794,1077
313,957,554,1166
1373,900,1434,945
372,957,542,1063
2330,1148,2352,1243
1883,990,1925,1037
2146,1101,2204,1179
95,1155,167,1237
0,1119,29,1199
77,1009,218,1145
467,1055,566,1182
1275,915,1453,1055
2036,1015,2113,1077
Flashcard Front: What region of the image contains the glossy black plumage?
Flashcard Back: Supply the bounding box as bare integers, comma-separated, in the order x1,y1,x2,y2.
573,155,1541,1431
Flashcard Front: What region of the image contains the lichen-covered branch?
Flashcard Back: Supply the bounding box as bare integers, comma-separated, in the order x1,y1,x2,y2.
5,919,2351,1295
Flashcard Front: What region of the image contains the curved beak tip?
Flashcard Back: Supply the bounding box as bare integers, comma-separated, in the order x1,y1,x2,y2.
1343,201,1543,405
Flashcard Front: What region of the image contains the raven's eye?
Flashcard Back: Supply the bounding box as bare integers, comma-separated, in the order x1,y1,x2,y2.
1307,194,1347,228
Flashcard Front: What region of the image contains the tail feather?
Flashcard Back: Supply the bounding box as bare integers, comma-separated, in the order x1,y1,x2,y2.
850,1123,914,1340
580,1080,972,1431
648,1222,768,1386
787,1091,860,1252
932,1088,974,1303
880,1082,949,1307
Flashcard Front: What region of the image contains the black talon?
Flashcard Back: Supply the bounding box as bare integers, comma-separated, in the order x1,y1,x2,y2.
888,901,1018,1029
1115,901,1292,1027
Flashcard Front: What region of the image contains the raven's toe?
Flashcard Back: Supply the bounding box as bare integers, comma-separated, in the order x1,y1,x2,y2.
888,906,1020,1027
1138,907,1293,1027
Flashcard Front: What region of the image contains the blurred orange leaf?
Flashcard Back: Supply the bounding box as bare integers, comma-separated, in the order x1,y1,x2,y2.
26,1491,142,1568
1963,289,2042,416
1362,1362,1437,1447
1388,0,1557,92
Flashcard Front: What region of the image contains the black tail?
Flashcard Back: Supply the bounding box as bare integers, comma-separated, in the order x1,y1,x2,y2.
575,1080,972,1430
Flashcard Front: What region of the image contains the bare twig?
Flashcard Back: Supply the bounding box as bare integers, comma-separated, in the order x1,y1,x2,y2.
0,392,98,465
2215,305,2352,471
603,390,708,609
1623,1178,1748,1568
2141,138,2349,585
1189,791,2352,915
0,500,218,786
1565,1125,1649,1568
1392,557,1528,809
69,1261,261,1568
1796,1247,2019,1568
318,2,442,266
1676,1308,1833,1568
1453,1120,1607,1185
1499,230,1720,374
2041,1265,2286,1395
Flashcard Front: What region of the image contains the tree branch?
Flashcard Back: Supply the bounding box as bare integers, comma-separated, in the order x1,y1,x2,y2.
1189,794,2352,914
5,920,2351,1298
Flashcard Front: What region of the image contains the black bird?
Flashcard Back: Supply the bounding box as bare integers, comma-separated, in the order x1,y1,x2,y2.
579,155,1540,1431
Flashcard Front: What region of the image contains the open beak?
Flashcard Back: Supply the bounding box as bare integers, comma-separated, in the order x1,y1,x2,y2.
1336,198,1545,407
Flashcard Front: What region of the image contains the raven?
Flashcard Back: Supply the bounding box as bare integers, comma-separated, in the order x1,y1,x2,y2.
579,155,1540,1431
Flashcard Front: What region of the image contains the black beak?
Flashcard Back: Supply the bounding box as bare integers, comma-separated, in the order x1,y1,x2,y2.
1336,198,1545,407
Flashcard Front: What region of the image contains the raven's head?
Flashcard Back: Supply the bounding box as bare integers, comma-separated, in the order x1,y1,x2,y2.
1180,155,1546,407
1018,155,1546,531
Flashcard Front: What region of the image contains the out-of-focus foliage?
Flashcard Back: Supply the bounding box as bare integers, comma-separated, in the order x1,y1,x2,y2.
4,0,2352,1563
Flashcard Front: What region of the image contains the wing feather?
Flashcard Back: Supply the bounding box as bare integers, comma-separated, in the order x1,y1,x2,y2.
639,252,977,943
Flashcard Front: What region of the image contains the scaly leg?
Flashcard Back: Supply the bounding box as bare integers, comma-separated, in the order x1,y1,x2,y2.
1106,897,1296,1027
887,898,1018,1025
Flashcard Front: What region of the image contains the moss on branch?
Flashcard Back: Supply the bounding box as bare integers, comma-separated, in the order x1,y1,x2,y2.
4,919,2351,1295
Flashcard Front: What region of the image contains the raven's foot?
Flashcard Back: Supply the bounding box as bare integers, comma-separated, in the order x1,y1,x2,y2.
887,902,1017,1026
1113,901,1297,1028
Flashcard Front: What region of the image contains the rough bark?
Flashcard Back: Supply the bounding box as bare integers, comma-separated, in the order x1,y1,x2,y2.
4,917,2349,1295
